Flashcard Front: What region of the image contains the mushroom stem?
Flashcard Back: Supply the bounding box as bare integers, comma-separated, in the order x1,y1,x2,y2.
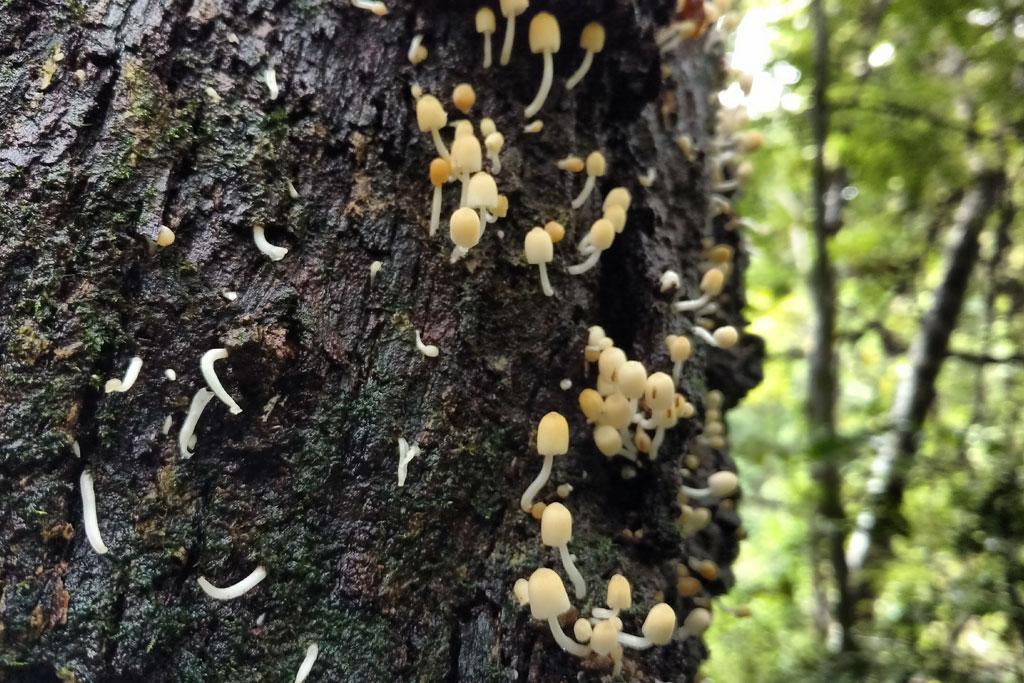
566,250,602,275
253,225,288,261
558,544,587,599
611,646,624,676
294,643,319,683
460,174,470,206
537,263,554,297
616,632,654,650
430,187,442,236
650,426,666,459
680,485,712,498
488,150,502,174
571,174,596,209
500,16,516,66
179,388,215,459
520,453,553,512
80,470,109,555
450,246,468,263
691,326,718,346
674,294,711,312
200,348,243,415
565,50,594,90
672,360,683,384
197,566,267,600
547,616,592,657
431,129,451,161
577,234,593,254
592,606,618,619
524,51,554,118
483,33,493,68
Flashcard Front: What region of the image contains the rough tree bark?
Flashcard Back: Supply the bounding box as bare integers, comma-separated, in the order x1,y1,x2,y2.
1,1,761,681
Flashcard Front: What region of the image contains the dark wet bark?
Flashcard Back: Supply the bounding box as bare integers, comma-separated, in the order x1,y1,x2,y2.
0,1,760,681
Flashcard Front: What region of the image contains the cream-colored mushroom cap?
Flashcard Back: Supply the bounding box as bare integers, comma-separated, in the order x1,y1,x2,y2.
589,218,615,250
499,0,528,17
573,618,592,642
453,83,476,114
449,207,482,249
667,335,692,362
485,132,504,153
429,158,451,187
544,220,565,243
537,411,569,456
494,195,509,218
451,136,483,174
701,268,725,296
645,372,675,411
683,607,712,636
590,618,621,655
607,574,631,611
513,577,530,605
593,424,622,456
713,326,739,348
476,6,496,32
416,95,447,132
642,603,677,645
540,502,572,546
578,389,603,422
480,117,497,137
708,471,739,498
585,151,607,176
524,227,553,264
467,172,498,208
604,204,626,233
453,119,474,139
615,360,647,399
580,22,606,52
601,393,632,430
527,567,571,620
528,12,561,53
597,346,627,379
603,187,632,212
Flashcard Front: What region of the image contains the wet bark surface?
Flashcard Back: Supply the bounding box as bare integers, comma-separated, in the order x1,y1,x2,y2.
0,1,761,680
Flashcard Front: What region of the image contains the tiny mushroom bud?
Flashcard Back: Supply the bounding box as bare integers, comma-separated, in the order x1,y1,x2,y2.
416,95,450,160
567,218,614,275
449,206,482,261
485,132,504,173
514,578,530,606
351,0,388,15
681,470,739,499
523,120,544,133
645,372,675,412
451,134,483,205
494,194,509,219
527,568,591,657
675,267,726,311
253,225,288,261
263,67,279,100
666,334,692,383
603,204,627,234
557,155,585,172
579,388,603,422
565,22,605,90
453,83,476,114
597,346,627,382
428,158,451,236
603,186,632,213
660,270,681,293
593,424,623,457
678,607,712,640
574,618,593,643
523,12,561,118
520,412,570,512
407,34,427,65
480,117,497,137
544,220,565,243
607,574,631,613
466,171,499,228
713,325,739,348
541,503,586,598
524,227,555,297
156,225,175,247
498,0,530,66
476,7,497,68
571,151,606,209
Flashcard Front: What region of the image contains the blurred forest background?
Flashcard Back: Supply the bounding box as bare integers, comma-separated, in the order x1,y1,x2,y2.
705,0,1024,680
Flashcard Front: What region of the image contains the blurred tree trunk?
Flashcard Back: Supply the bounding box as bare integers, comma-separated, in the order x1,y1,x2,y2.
0,1,761,681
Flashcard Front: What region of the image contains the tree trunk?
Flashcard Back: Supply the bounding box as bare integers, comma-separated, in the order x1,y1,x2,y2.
0,2,761,681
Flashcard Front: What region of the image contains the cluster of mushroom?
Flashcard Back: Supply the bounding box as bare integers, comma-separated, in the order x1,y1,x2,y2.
670,243,743,350
578,326,694,463
656,0,738,53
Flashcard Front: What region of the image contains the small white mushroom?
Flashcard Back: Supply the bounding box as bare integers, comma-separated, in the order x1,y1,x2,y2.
351,0,388,15
294,643,319,683
415,330,440,357
567,219,615,275
179,388,215,459
80,469,109,555
681,471,739,499
541,503,587,599
263,67,279,100
485,132,504,174
104,356,143,393
197,566,268,600
287,180,299,199
200,348,243,414
203,85,222,103
429,158,451,236
253,225,288,261
638,167,657,187
398,437,421,487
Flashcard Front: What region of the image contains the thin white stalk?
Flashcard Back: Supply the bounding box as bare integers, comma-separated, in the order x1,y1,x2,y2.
483,34,493,68
547,616,592,657
617,632,654,650
524,52,554,119
571,175,596,209
488,150,502,174
430,129,450,160
179,388,215,459
650,426,666,459
294,643,319,683
577,234,593,254
537,264,554,297
558,544,586,599
415,330,439,357
674,294,711,312
500,16,515,66
592,606,617,619
429,187,442,236
691,326,718,346
520,454,553,512
200,348,243,414
253,225,288,261
680,485,711,498
398,438,421,486
80,469,109,555
672,360,683,384
351,0,387,15
197,565,267,600
566,250,601,275
450,246,468,264
565,51,594,90
104,356,143,393
459,174,469,206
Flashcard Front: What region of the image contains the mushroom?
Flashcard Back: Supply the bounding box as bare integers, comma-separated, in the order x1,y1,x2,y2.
523,12,561,118
451,134,483,206
520,411,569,512
677,607,712,640
524,227,555,297
590,618,625,675
617,603,677,650
613,359,647,415
593,424,623,457
578,389,603,422
602,186,632,213
660,270,681,293
485,132,504,173
573,618,593,643
571,151,606,209
156,225,175,247
644,406,678,460
200,348,243,415
602,204,627,236
179,388,215,459
593,573,631,619
466,171,498,226
416,95,450,160
79,469,109,555
197,566,268,600
428,158,451,236
680,470,738,499
475,7,497,68
565,22,606,90
541,503,586,598
449,206,482,262
514,577,530,605
666,334,692,383
263,67,279,100
567,218,614,274
527,568,591,657
691,324,739,348
480,117,497,137
407,34,427,65
543,220,565,243
294,643,319,683
104,356,143,394
523,120,544,133
498,0,529,66
351,0,387,15
453,83,476,114
557,155,585,172
675,267,725,311
253,225,288,261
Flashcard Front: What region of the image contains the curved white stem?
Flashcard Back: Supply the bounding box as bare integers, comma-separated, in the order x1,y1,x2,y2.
571,175,596,209
547,616,592,657
611,645,624,676
80,469,109,555
200,348,243,414
253,225,288,261
483,34,493,68
104,355,143,393
459,174,469,206
592,606,618,619
198,565,267,600
577,234,593,254
565,51,594,90
429,187,442,236
566,250,602,275
617,631,654,650
680,485,711,498
500,17,515,66
558,544,586,599
430,129,450,161
650,426,666,460
450,245,468,264
691,326,718,346
520,454,553,512
488,150,502,174
524,51,553,118
484,209,496,225
672,360,683,384
294,643,319,683
537,263,554,297
179,388,215,459
674,293,711,312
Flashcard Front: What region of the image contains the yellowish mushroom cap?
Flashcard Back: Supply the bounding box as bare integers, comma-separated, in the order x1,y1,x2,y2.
597,346,626,380
429,158,451,187
494,194,509,218
707,244,735,263
466,172,498,209
573,618,592,643
585,151,607,176
480,117,497,137
476,6,496,32
674,394,695,419
666,334,692,363
453,119,474,139
580,22,606,52
590,618,621,655
499,0,528,18
615,360,647,400
589,218,615,250
540,502,572,546
485,131,504,153
524,227,553,265
513,577,530,605
607,574,631,611
682,607,712,637
602,187,632,212
451,135,483,175
642,603,677,645
593,424,622,456
601,393,632,430
449,207,482,249
713,325,739,348
544,220,565,243
709,471,739,497
528,11,561,53
156,225,175,247
537,411,569,456
603,204,626,233
416,95,447,132
528,567,571,620
453,83,476,114
578,389,603,422
700,267,725,296
557,156,585,172
645,372,675,411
